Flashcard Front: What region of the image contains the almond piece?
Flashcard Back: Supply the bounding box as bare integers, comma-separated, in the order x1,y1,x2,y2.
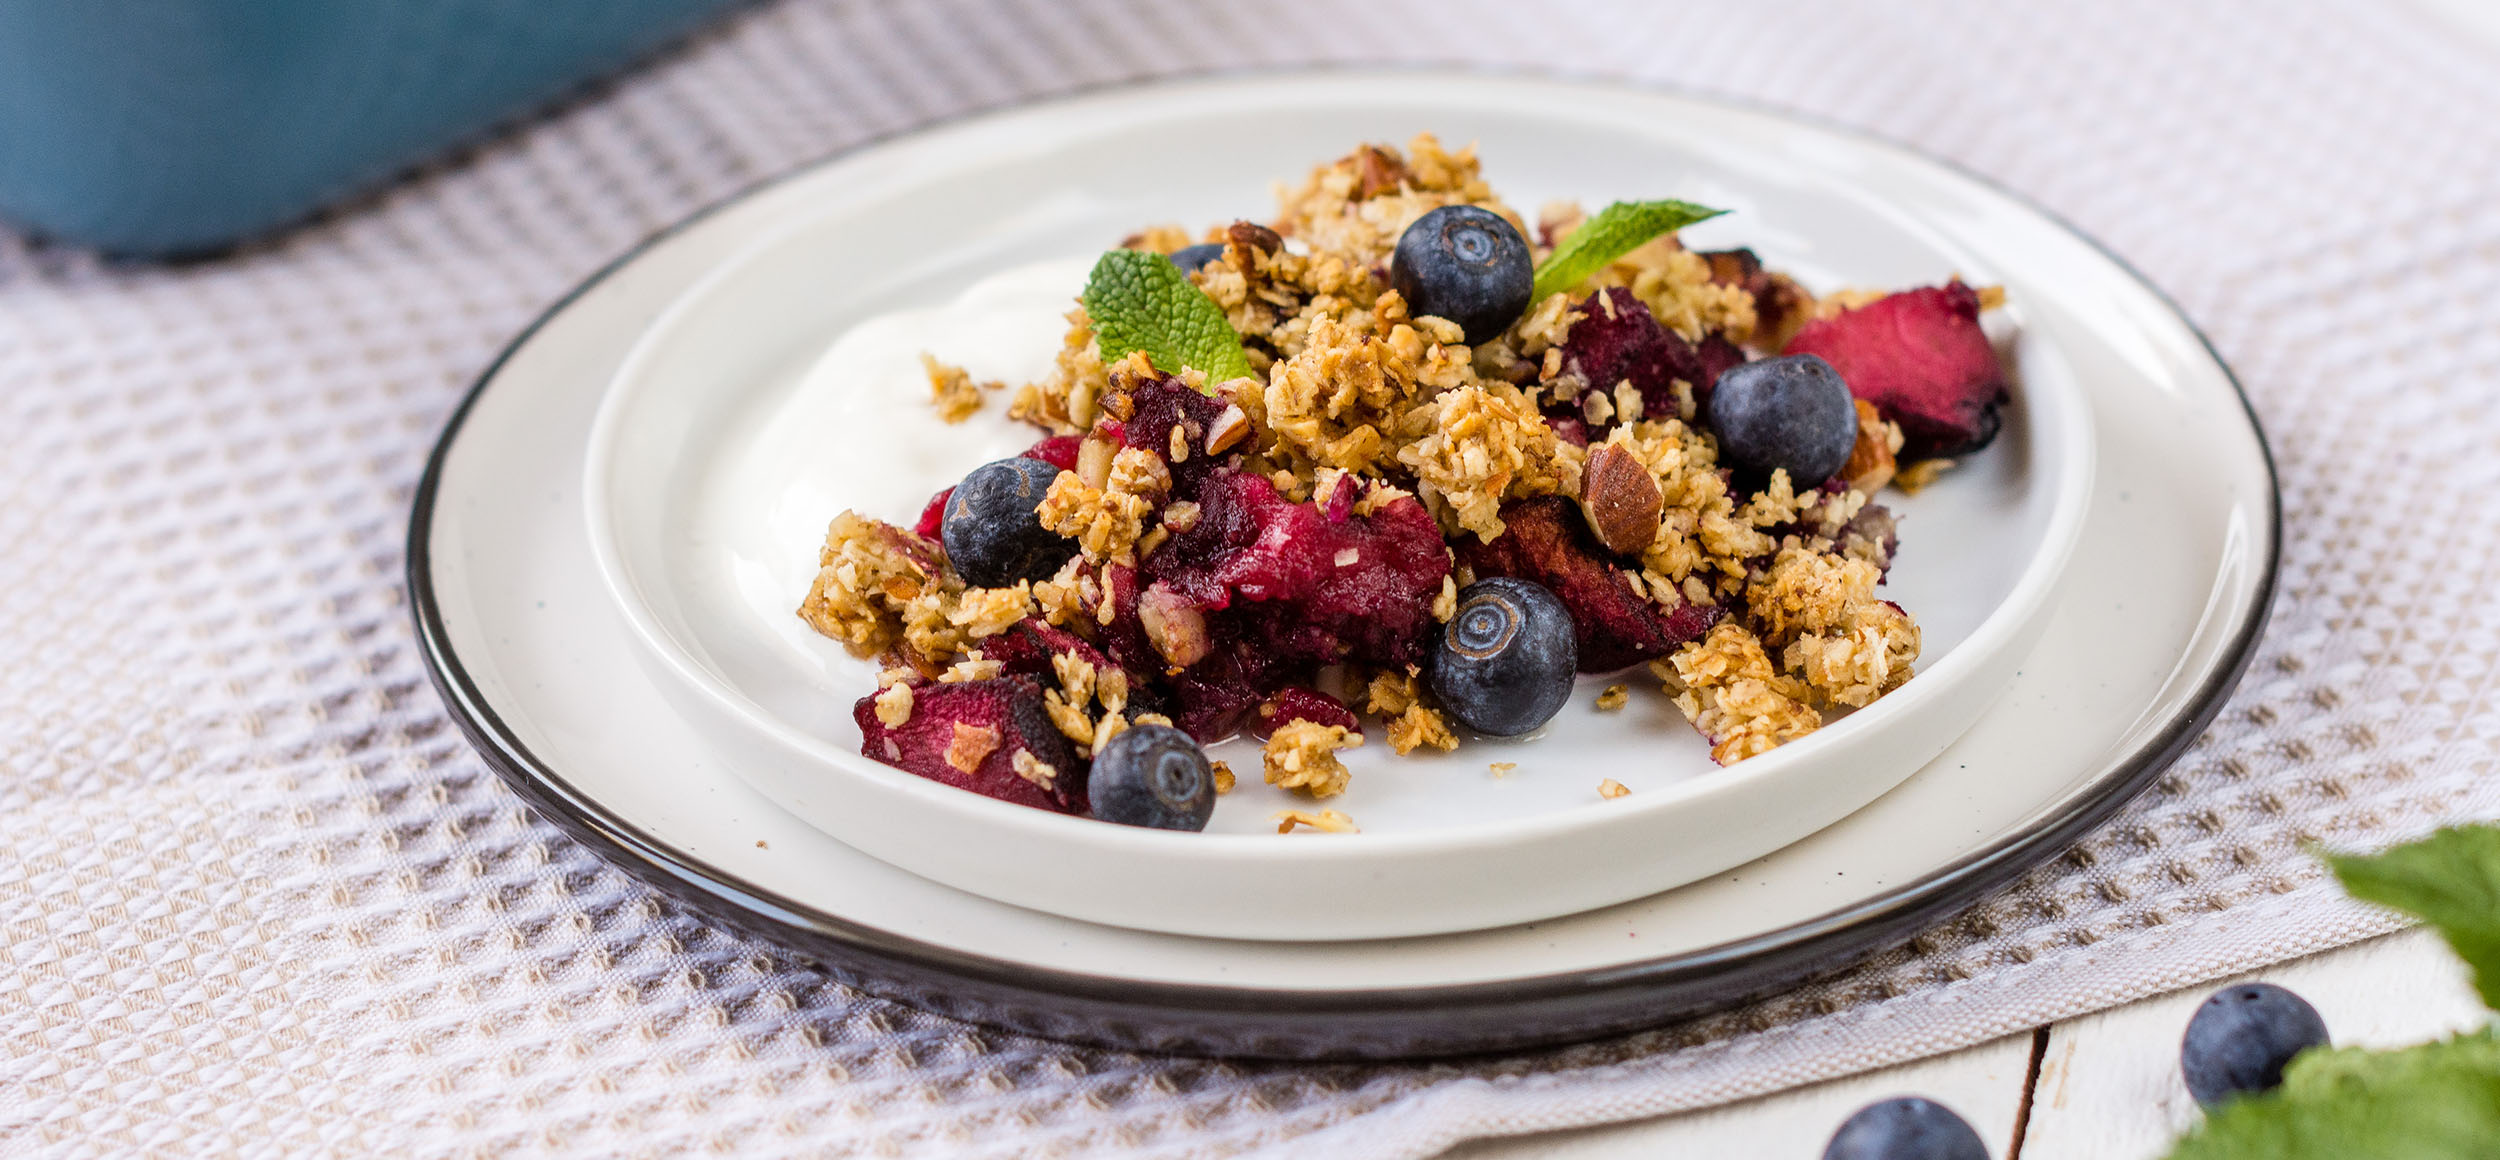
1075,433,1118,489
1203,403,1252,454
1577,442,1664,555
1841,399,1899,495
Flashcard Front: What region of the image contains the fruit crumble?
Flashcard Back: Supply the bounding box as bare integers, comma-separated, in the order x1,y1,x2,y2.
800,135,2011,832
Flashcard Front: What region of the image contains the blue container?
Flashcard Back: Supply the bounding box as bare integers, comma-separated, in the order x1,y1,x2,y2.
0,0,751,256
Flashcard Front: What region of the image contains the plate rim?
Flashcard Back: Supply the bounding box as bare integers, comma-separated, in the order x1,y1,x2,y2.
405,66,2280,1051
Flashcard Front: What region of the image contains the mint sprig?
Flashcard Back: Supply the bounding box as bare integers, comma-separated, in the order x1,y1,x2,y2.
2330,826,2500,1009
1079,249,1253,385
2170,1033,2500,1159
2163,825,2500,1159
1529,199,1727,301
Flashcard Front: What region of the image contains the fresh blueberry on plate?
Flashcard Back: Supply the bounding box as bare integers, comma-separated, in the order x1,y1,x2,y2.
2180,982,2329,1107
940,457,1074,588
1167,242,1226,276
1390,204,1533,345
1822,1096,1989,1160
1429,577,1577,736
1089,723,1217,831
1707,352,1859,489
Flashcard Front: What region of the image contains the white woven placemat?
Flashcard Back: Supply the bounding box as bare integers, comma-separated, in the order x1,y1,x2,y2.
4,0,2497,1155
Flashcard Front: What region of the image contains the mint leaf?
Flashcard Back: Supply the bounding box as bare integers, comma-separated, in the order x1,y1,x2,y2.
2167,1031,2500,1160
1530,199,1728,301
1079,249,1253,385
2329,826,2500,1009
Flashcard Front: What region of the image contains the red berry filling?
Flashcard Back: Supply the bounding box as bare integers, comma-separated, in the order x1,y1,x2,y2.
1554,288,1705,432
852,675,1086,814
1117,374,1236,496
1783,282,2006,460
1145,469,1451,672
1457,496,1718,672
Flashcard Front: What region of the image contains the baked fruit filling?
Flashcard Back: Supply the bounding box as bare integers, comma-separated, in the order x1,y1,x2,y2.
799,136,2010,830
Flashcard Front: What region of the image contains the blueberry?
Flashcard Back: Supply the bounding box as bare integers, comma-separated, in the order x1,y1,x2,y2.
1821,1097,1988,1160
1089,724,1216,831
1390,205,1534,344
1167,243,1226,276
1706,352,1859,489
941,457,1074,588
1428,578,1576,736
2180,983,2329,1107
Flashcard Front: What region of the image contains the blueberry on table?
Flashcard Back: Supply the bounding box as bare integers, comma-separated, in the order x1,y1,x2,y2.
1821,1097,1989,1160
941,457,1074,588
1089,724,1217,831
2180,982,2329,1107
1705,352,1859,489
1390,205,1534,344
1428,578,1577,736
1167,242,1226,276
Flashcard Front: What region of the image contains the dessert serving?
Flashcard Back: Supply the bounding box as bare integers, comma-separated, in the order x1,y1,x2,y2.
795,136,2012,834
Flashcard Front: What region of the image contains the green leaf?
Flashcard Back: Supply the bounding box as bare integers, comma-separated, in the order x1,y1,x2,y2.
2329,826,2500,1009
1529,199,1728,301
1078,249,1253,385
2167,1031,2500,1160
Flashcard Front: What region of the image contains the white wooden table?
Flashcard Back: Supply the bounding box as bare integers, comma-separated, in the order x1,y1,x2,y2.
1445,928,2484,1158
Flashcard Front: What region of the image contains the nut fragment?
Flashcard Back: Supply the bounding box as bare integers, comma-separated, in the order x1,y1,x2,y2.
944,722,1000,775
1352,146,1406,199
1075,434,1117,489
1204,403,1252,454
1841,399,1900,495
1137,584,1213,668
1577,442,1665,555
1228,219,1284,256
1273,808,1358,834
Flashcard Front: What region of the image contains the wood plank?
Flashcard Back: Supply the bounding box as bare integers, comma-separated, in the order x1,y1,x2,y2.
2021,927,2483,1160
1442,1032,2037,1159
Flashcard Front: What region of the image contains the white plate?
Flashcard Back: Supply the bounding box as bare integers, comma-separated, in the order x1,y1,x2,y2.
411,72,2274,1058
576,74,2095,940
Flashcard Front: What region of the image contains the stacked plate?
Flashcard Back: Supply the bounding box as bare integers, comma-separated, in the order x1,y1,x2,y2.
409,73,2276,1059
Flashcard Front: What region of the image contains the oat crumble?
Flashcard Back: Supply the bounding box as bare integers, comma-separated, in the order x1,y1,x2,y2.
922,354,994,424
1263,719,1363,798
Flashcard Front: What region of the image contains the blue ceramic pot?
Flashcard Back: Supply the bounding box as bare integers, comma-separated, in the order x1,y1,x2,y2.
0,0,751,256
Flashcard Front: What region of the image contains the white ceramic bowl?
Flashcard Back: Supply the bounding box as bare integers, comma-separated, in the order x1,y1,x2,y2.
581,76,2095,941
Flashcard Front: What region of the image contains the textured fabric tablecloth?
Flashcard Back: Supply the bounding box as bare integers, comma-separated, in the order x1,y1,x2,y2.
4,1,2497,1155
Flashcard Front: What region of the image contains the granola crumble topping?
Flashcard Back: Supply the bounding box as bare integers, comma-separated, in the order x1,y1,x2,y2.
872,682,915,728
1011,749,1059,790
922,353,993,424
1263,719,1363,798
1038,446,1167,562
1662,622,1822,764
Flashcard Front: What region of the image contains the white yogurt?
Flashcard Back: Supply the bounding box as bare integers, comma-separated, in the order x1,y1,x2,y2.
700,255,1095,681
